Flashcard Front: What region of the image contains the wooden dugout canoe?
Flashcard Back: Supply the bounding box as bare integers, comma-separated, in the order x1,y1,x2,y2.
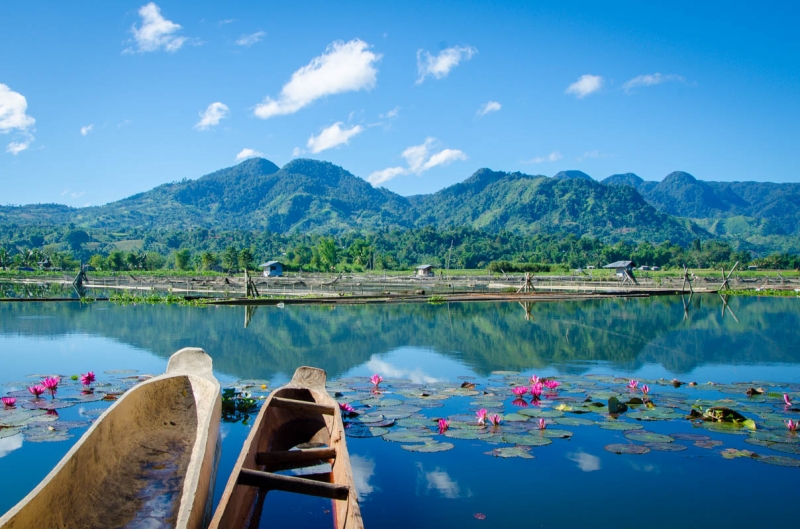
210,366,363,529
0,347,222,529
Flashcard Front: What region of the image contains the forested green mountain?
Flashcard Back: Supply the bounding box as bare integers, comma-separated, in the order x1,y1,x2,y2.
601,170,800,252
2,158,798,252
410,168,705,245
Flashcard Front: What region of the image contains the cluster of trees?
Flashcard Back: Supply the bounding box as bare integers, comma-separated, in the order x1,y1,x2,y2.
0,225,798,274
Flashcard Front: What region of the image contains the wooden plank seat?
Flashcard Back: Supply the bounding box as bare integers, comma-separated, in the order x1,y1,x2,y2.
271,397,336,415
256,446,337,471
237,469,350,500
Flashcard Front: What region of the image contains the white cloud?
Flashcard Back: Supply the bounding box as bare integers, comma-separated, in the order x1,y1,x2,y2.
421,149,467,172
0,84,35,133
379,106,399,119
350,455,376,501
254,39,380,119
416,45,477,84
567,451,601,472
477,101,501,117
6,133,33,155
80,124,94,136
577,150,603,162
0,434,23,459
235,148,263,161
368,138,467,186
218,19,235,26
565,74,604,98
292,147,305,157
127,2,188,53
1,83,35,154
367,166,407,186
236,31,266,47
524,151,562,164
194,102,229,130
623,73,685,93
307,122,364,153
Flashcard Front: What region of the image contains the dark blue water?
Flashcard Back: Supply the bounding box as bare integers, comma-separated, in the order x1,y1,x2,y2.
1,295,799,527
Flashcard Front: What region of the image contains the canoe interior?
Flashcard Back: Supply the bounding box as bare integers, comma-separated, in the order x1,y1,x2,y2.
0,371,219,529
211,367,363,529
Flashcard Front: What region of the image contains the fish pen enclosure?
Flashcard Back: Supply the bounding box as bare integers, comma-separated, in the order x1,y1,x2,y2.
3,270,798,301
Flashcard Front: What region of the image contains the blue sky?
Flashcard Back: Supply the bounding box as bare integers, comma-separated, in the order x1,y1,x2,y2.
1,1,798,207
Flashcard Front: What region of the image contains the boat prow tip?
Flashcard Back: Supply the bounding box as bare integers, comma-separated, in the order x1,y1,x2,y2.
167,347,215,379
290,366,327,389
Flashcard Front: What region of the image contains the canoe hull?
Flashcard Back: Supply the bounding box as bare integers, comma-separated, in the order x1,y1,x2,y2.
0,347,221,529
210,366,363,529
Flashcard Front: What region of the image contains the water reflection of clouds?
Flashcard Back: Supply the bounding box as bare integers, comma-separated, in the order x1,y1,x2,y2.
416,463,469,499
366,357,440,384
627,460,659,473
0,434,23,459
355,346,475,383
566,451,601,472
350,455,376,501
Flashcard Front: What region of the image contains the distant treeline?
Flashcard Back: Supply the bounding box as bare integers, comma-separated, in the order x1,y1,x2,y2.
0,224,798,273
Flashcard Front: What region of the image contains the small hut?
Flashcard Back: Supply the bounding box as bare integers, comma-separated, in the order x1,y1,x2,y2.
259,261,283,277
415,264,435,278
603,260,637,284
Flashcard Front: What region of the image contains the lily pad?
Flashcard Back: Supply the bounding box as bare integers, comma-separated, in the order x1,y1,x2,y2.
502,434,552,446
604,443,650,455
343,424,388,438
383,431,434,443
541,429,573,439
623,431,675,443
598,421,642,431
443,429,490,440
503,413,530,422
669,433,711,441
402,442,455,452
0,427,23,439
694,439,724,449
756,455,800,467
554,417,595,426
485,446,535,458
644,442,687,452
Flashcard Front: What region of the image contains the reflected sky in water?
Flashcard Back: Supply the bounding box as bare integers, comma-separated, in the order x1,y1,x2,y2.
1,295,799,527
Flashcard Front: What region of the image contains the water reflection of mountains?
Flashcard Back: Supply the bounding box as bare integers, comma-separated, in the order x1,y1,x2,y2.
1,296,798,379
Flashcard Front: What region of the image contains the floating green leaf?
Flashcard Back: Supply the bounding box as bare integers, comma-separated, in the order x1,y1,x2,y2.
604,444,650,454
485,446,534,458
502,434,552,446
402,442,454,452
623,431,675,443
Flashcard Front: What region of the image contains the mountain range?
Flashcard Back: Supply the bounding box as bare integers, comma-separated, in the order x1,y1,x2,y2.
1,158,799,252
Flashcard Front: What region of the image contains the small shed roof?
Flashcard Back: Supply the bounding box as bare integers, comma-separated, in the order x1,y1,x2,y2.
416,264,434,270
603,260,635,269
258,261,281,268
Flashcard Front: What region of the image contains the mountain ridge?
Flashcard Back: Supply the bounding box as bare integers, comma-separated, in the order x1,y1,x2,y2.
2,158,799,251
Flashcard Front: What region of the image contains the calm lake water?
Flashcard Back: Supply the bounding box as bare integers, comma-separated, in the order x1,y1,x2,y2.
1,295,799,528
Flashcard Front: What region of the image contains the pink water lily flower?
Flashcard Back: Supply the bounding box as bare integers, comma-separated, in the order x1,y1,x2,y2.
543,380,560,390
627,380,639,390
641,384,650,395
530,375,540,385
512,386,528,397
438,418,450,433
784,394,793,406
80,371,96,387
786,419,798,432
489,414,502,426
476,408,488,425
28,385,46,398
369,374,383,386
530,382,543,399
538,418,547,430
1,397,16,408
42,377,59,397
338,402,357,416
